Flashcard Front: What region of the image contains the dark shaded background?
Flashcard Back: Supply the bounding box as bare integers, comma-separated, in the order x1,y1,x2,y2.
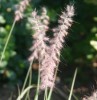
0,0,97,99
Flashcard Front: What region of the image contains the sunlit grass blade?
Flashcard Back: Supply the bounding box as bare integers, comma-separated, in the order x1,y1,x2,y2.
66,87,78,100
25,65,32,100
0,20,16,63
47,87,53,100
17,85,36,100
17,84,21,97
68,67,78,100
44,87,48,100
21,61,33,93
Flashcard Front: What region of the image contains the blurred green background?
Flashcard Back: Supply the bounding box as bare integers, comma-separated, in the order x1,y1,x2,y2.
0,0,97,88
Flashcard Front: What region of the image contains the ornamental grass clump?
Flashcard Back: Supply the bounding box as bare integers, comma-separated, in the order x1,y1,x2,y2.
41,5,74,90
28,5,74,90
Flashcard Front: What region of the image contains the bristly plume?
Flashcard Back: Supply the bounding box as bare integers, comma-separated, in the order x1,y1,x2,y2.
28,8,50,89
40,47,56,89
28,8,49,62
28,4,74,90
15,0,30,21
50,5,74,59
40,5,74,89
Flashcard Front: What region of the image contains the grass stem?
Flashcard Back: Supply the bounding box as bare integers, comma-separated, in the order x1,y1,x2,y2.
21,61,33,92
0,20,16,63
68,68,78,100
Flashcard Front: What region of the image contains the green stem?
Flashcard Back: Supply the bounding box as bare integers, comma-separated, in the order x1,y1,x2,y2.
0,20,16,63
44,87,48,100
34,60,40,100
68,68,78,100
21,61,33,93
17,85,36,100
17,84,21,97
25,65,32,100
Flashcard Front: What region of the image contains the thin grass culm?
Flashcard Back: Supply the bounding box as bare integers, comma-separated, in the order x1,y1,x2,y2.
68,68,78,100
25,62,32,100
44,87,48,100
21,61,33,93
0,20,16,64
17,85,36,100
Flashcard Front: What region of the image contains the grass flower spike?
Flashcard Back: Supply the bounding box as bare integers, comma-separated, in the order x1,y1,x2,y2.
40,48,56,89
50,5,74,60
28,5,74,90
28,8,49,61
15,0,30,21
40,5,75,89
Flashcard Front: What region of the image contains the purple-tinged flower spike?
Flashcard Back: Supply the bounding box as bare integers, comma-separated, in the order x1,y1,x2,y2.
28,9,49,62
50,5,74,59
40,48,56,89
15,0,30,21
83,90,97,100
40,5,74,90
